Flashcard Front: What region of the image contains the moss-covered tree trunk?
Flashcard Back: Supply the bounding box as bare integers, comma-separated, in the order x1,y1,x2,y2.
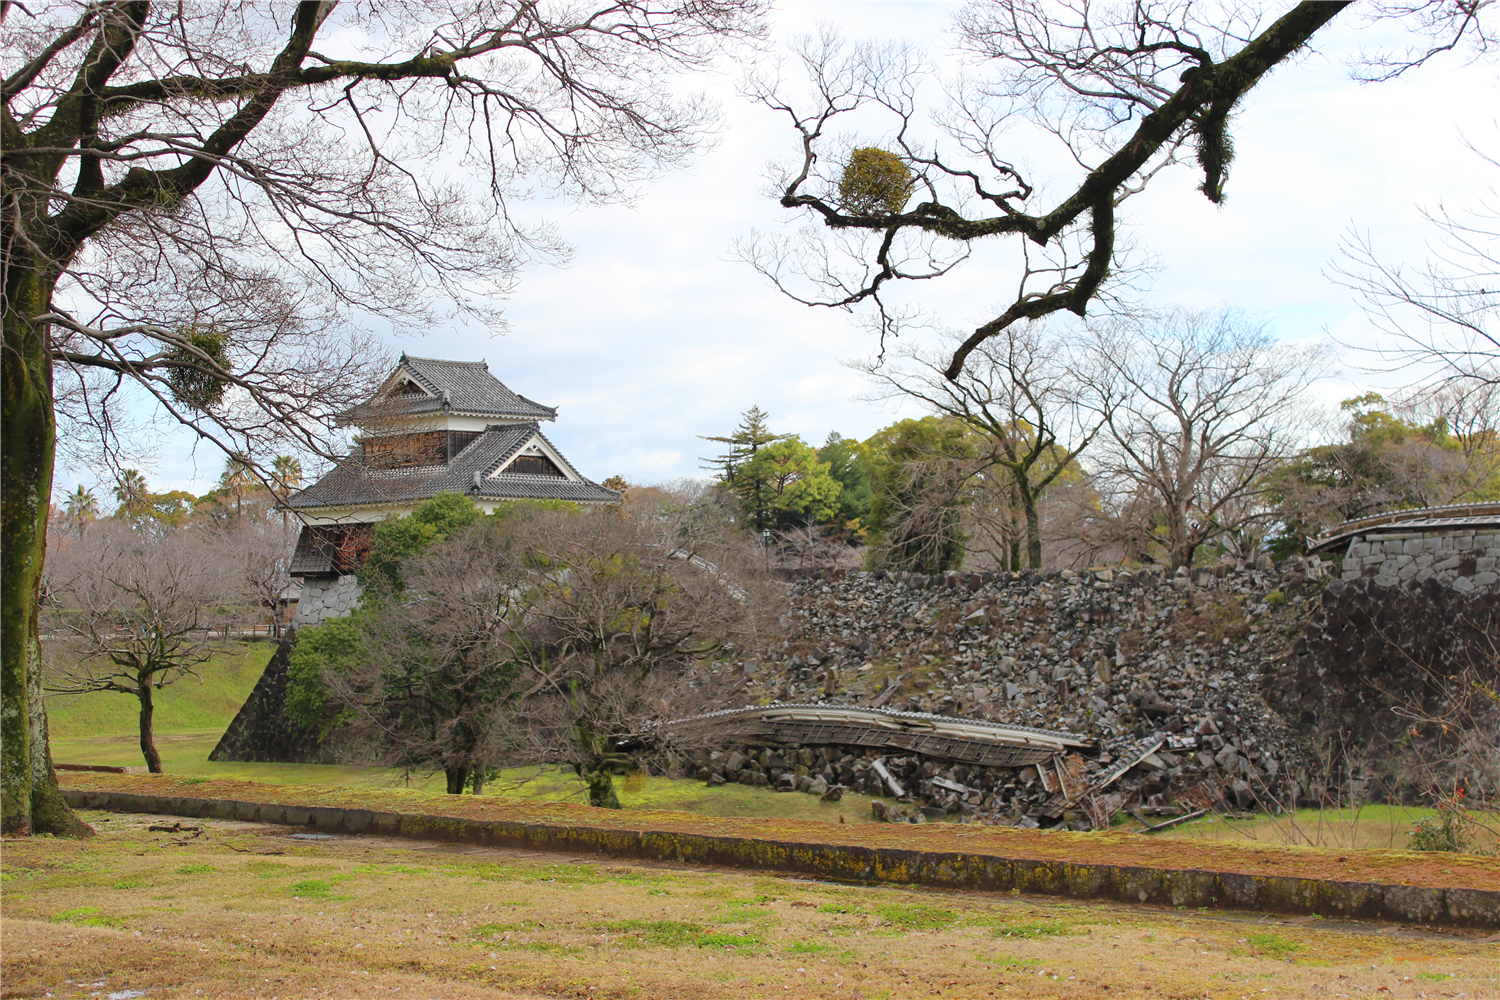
582,760,621,809
2,266,91,836
1022,494,1043,570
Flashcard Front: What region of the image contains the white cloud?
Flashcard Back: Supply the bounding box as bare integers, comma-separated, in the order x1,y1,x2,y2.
57,3,1499,500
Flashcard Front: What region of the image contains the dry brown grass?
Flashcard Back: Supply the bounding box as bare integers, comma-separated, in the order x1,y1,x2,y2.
3,811,1496,1000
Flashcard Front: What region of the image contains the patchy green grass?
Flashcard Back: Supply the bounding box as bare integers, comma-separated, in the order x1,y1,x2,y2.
872,901,961,930
5,812,1497,1000
50,906,124,929
1249,932,1303,957
1160,803,1500,852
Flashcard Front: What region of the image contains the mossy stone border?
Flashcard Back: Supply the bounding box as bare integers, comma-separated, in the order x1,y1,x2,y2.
63,789,1500,930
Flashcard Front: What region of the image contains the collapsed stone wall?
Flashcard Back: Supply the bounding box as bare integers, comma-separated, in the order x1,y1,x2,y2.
689,560,1328,825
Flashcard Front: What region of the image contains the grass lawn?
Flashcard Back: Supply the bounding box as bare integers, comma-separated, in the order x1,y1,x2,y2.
3,811,1496,1000
43,642,889,824
41,641,1500,846
1157,803,1500,854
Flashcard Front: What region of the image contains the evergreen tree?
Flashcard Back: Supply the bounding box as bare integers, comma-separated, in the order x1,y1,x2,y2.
818,432,873,536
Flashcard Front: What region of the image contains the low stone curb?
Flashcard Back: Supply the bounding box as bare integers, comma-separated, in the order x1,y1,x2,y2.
66,789,1500,930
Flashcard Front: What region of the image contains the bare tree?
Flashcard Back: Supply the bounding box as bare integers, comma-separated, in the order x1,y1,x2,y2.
509,500,769,808
42,521,245,772
205,510,300,640
328,521,528,795
740,2,1492,385
854,323,1102,568
1334,141,1500,387
1,1,767,834
1081,310,1329,569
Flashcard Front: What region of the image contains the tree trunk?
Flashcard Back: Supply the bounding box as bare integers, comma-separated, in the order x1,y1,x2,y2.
2,265,88,836
138,683,162,773
445,764,471,795
27,629,92,837
1023,497,1043,570
1166,507,1193,570
583,760,621,809
470,767,484,795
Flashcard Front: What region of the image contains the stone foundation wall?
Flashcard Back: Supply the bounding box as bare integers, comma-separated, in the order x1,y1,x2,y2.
207,629,332,764
1340,531,1500,592
293,574,363,627
1268,531,1500,797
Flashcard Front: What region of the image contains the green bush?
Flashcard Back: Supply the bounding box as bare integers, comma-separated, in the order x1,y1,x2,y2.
1407,811,1474,853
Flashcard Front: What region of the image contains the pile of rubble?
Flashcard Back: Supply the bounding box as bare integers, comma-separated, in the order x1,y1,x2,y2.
688,559,1332,828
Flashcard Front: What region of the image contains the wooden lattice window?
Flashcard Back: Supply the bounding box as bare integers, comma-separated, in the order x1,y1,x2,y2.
509,454,564,477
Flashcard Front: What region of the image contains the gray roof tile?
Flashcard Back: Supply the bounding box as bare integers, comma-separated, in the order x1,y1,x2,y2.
287,422,619,510
340,355,557,423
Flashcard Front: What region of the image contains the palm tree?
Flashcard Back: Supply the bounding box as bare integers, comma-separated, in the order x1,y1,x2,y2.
270,455,303,498
64,485,99,536
113,470,150,524
271,454,303,530
219,451,255,520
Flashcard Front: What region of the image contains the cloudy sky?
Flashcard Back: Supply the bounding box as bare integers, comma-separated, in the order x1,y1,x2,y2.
63,2,1500,499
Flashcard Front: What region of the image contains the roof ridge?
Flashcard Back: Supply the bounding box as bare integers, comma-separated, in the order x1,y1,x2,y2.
533,427,588,482
400,354,490,367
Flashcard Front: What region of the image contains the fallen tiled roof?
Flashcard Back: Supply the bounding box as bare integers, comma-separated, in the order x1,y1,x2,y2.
285,423,618,510
340,355,557,423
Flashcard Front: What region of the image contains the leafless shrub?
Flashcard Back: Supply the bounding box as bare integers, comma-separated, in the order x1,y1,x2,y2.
42,521,248,772
1384,619,1500,845
505,500,775,807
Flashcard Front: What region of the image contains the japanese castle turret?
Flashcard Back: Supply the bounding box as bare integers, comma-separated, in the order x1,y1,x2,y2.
284,354,619,625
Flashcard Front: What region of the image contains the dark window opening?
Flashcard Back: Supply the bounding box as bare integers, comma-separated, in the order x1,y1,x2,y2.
509,454,564,477
448,430,482,457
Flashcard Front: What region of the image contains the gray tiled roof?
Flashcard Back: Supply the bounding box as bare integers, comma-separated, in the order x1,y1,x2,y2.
1307,502,1500,553
340,355,557,423
286,423,619,510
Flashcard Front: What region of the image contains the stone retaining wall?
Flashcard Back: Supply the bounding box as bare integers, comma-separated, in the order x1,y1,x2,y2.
1340,531,1500,592
293,574,363,628
62,788,1500,930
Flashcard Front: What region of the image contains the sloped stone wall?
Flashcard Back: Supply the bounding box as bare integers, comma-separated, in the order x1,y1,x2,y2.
292,574,363,628
208,628,332,764
1265,530,1500,797
210,574,363,762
